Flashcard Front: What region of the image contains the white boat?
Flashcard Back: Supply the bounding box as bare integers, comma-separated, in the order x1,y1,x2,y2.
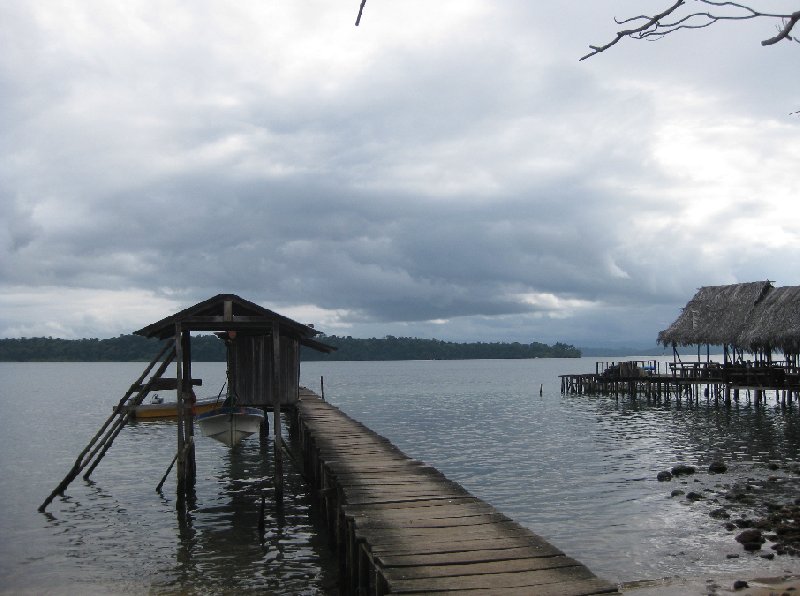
196,406,265,447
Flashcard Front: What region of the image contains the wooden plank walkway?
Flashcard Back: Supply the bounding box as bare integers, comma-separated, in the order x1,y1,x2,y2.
295,390,618,595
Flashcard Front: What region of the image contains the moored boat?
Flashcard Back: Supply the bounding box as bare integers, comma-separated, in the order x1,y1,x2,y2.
123,396,223,419
196,406,265,447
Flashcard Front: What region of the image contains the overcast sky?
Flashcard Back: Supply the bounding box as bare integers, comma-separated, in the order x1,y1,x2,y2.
2,1,798,348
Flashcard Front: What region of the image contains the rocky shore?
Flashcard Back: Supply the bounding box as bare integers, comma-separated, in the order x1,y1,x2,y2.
628,458,800,594
656,460,800,559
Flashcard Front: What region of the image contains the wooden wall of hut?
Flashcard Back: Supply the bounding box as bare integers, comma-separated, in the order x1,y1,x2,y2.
231,335,299,406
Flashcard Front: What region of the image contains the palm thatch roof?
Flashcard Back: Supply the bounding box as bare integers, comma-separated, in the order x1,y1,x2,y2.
736,285,800,353
657,281,773,347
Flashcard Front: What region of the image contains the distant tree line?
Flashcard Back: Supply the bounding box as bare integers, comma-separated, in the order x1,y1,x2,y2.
0,334,580,362
301,335,580,361
0,335,224,362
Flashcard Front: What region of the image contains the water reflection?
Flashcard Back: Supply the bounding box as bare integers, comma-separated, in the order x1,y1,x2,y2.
156,434,337,594
585,394,800,466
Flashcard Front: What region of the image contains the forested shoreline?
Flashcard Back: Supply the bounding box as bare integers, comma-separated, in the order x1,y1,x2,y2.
0,334,580,361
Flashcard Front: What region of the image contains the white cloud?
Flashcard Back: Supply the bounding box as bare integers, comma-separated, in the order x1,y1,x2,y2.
1,0,798,346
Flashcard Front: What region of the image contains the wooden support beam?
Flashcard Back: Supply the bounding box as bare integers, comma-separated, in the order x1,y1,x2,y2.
272,320,283,504
175,323,186,502
181,330,196,488
132,377,202,391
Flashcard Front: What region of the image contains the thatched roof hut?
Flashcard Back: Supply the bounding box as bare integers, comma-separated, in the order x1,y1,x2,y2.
657,281,773,348
736,285,800,353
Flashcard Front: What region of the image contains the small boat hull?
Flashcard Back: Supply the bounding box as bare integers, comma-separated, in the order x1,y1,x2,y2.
196,406,265,447
126,397,221,419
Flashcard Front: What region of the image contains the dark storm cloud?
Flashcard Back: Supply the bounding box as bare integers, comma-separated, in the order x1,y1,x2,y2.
1,1,798,344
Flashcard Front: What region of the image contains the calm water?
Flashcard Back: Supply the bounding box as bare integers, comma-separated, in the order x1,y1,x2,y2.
2,358,800,594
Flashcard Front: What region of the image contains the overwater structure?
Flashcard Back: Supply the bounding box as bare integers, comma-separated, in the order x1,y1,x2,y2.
40,294,619,594
561,281,800,404
39,294,334,510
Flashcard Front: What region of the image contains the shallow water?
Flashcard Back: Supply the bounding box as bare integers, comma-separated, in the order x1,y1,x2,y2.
301,358,800,585
0,362,337,595
2,358,800,593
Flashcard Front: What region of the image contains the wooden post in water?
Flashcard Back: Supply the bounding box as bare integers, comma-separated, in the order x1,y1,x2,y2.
272,321,283,504
259,341,269,447
175,323,186,503
181,330,196,488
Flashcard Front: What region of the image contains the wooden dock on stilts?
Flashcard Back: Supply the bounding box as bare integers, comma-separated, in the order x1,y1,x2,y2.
560,359,800,407
294,390,618,596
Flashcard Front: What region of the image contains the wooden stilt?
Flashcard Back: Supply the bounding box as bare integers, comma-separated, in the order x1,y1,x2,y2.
258,492,266,542
156,436,194,493
272,321,283,504
175,323,186,503
181,330,196,488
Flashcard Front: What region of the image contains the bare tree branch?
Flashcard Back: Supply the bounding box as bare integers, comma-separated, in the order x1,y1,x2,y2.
355,0,367,26
580,0,685,60
582,1,799,60
762,11,800,45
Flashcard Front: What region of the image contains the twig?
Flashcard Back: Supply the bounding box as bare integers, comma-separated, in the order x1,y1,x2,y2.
355,0,367,26
581,0,685,60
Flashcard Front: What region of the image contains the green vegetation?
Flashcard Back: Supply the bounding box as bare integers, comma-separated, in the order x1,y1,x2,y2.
0,334,580,362
301,335,580,360
0,335,225,362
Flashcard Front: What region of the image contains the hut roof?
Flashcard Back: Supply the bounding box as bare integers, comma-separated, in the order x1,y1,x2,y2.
657,281,772,347
736,285,800,353
134,293,334,352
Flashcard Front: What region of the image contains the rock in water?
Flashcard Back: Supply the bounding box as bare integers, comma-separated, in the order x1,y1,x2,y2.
671,464,696,476
708,460,727,474
735,528,764,551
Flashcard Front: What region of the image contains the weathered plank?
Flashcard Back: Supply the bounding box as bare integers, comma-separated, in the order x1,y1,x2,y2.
377,545,565,566
381,555,582,580
388,566,596,592
353,513,509,530
367,536,557,555
413,577,620,595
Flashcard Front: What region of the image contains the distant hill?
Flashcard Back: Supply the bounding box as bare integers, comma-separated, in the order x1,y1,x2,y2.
0,334,580,362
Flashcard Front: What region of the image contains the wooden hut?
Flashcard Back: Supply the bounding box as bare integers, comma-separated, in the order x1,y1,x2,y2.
134,293,333,406
39,294,334,512
133,294,334,500
561,281,800,402
656,281,800,400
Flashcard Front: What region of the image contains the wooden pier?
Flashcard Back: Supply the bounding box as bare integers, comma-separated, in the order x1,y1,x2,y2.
560,359,800,406
294,389,618,595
